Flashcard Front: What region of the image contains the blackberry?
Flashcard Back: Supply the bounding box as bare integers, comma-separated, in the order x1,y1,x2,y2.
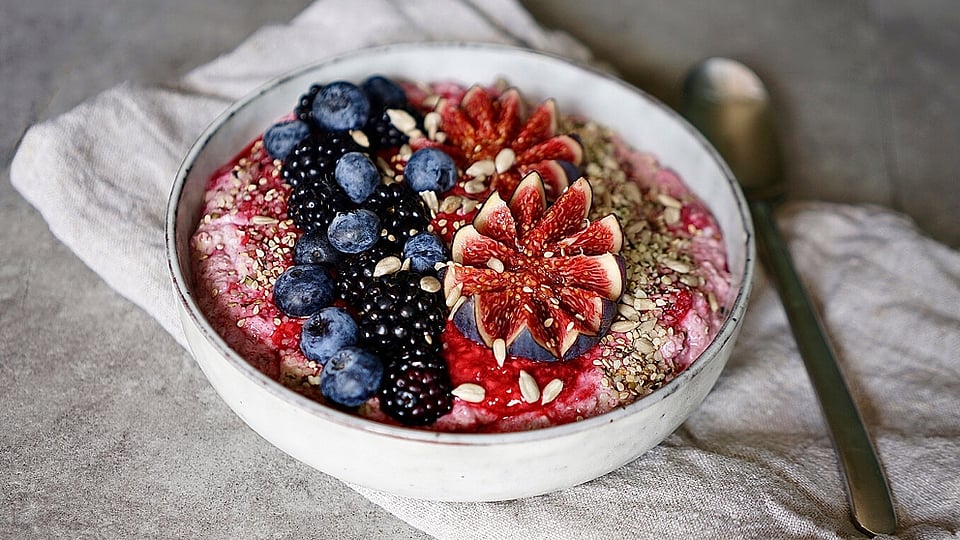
281,131,362,188
356,270,446,361
379,355,453,426
364,104,422,150
363,183,430,251
335,241,398,306
287,179,350,234
294,84,323,124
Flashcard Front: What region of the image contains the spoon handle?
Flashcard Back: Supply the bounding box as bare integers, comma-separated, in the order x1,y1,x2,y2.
750,200,896,535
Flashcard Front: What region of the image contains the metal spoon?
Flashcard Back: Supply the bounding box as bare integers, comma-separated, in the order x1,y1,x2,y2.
682,58,896,536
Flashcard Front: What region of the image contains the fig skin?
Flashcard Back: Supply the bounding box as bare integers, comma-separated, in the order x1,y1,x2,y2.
451,296,617,362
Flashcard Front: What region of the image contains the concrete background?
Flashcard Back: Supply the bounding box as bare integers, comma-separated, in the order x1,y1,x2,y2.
2,0,957,537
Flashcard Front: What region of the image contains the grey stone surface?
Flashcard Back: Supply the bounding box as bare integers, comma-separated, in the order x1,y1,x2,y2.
2,0,957,538
522,0,960,247
1,1,427,538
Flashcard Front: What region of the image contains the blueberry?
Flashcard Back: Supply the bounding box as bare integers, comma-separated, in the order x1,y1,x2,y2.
327,209,380,254
272,264,335,317
294,228,342,266
335,152,380,204
312,81,370,131
361,75,407,108
300,307,359,365
403,232,447,273
263,119,311,160
320,347,384,408
404,148,457,193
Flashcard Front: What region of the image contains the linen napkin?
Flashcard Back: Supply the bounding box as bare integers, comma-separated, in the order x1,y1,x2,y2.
11,1,959,538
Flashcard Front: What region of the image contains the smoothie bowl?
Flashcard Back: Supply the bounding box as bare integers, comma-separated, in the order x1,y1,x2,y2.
166,42,754,501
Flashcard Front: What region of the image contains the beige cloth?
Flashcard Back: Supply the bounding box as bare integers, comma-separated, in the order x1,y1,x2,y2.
11,1,959,538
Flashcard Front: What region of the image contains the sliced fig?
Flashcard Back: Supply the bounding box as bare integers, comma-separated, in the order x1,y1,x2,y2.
518,135,582,167
451,296,616,362
507,171,547,230
520,159,570,200
444,172,624,361
495,88,524,140
410,87,584,201
471,191,517,245
450,225,515,267
555,214,624,255
513,100,557,153
522,177,592,251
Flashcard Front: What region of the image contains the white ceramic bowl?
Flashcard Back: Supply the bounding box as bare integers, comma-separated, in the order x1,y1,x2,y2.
166,42,754,501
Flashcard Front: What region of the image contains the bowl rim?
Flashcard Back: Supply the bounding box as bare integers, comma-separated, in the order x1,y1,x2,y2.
166,41,755,446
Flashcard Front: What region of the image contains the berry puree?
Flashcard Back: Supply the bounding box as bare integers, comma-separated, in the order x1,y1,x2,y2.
191,75,731,433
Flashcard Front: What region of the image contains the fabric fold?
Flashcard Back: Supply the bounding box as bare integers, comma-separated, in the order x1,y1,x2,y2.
10,1,959,538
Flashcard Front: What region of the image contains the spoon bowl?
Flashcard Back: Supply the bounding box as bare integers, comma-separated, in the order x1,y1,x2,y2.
682,57,897,535
682,58,784,199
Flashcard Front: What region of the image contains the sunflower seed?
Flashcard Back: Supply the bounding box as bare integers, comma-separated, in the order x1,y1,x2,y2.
543,317,554,328
634,298,657,311
518,370,540,403
663,206,681,225
461,199,480,213
657,193,682,208
350,129,370,148
445,283,463,307
493,338,507,367
250,215,278,225
401,257,412,271
663,258,691,274
634,337,655,354
420,190,439,216
464,178,487,194
373,256,402,277
610,320,640,333
618,303,640,321
448,295,466,320
486,257,505,273
420,276,441,293
386,108,417,134
424,112,441,139
541,378,563,405
495,148,516,173
452,383,485,403
423,94,441,109
466,160,496,178
440,195,463,213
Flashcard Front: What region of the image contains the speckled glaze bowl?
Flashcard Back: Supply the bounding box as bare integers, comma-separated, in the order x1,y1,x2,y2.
166,42,754,501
